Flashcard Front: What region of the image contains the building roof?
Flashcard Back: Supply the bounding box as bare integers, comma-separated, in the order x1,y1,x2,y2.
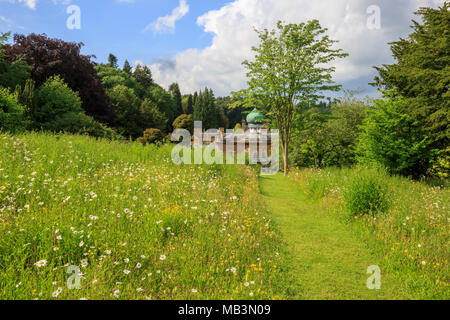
246,108,265,124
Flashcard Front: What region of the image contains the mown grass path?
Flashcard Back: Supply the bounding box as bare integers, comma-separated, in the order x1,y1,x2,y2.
260,174,407,300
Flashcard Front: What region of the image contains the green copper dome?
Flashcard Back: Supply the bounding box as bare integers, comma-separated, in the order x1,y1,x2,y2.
246,108,265,124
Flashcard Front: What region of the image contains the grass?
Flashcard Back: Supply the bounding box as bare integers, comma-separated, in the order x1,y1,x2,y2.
1,132,447,300
260,173,408,300
0,132,287,300
289,167,449,299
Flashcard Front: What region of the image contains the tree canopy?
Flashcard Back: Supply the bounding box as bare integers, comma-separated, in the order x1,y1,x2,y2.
4,33,115,125
108,53,119,68
0,32,30,90
169,82,183,118
241,20,348,175
357,97,434,178
373,3,449,152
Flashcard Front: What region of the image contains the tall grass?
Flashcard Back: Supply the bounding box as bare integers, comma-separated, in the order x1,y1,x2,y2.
0,132,286,300
343,167,390,219
290,166,449,299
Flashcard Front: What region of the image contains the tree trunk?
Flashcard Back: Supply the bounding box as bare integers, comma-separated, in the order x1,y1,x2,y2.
283,142,289,176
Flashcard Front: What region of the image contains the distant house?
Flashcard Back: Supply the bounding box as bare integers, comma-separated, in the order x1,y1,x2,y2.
193,108,272,163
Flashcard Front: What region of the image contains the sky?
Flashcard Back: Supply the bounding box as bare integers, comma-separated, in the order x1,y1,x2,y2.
0,0,447,98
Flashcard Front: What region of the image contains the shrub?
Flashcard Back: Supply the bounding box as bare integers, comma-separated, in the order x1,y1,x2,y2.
137,128,164,145
0,87,29,133
427,147,449,180
173,114,193,134
35,76,83,125
357,98,434,178
343,168,390,218
43,112,120,140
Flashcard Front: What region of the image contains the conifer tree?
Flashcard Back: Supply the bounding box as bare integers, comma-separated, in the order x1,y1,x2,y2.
169,82,183,118
108,54,118,68
123,60,132,75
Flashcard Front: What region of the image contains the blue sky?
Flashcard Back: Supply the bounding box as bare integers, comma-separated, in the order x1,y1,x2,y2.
0,0,446,97
0,0,226,65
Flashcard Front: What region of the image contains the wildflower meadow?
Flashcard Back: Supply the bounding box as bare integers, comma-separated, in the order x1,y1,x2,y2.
290,167,449,299
0,133,288,300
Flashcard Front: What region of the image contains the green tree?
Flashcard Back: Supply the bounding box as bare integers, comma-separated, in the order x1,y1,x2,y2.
326,95,367,166
203,88,218,129
193,89,207,127
146,85,175,131
357,97,434,178
373,3,449,163
290,95,367,168
33,75,118,138
0,32,31,90
241,20,348,175
0,87,28,133
182,94,194,115
6,33,115,125
34,76,83,126
95,64,138,91
193,88,222,129
290,105,332,168
133,65,153,88
186,94,193,114
169,82,183,118
108,53,118,68
139,98,168,132
123,60,132,75
193,92,198,106
217,96,243,129
217,103,229,129
107,84,142,139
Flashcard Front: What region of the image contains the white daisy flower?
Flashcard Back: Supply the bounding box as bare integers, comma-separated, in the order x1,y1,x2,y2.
34,260,47,268
52,287,63,298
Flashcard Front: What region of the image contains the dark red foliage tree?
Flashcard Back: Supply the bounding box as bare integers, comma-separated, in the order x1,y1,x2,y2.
4,33,115,125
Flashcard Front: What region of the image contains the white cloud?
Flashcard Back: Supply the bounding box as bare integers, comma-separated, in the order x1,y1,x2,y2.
5,0,73,10
143,0,189,34
7,0,37,10
148,0,446,97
